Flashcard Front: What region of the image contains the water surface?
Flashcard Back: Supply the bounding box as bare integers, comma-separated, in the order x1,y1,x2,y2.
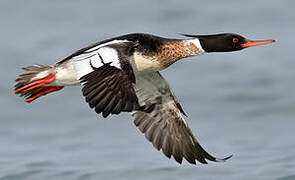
0,0,294,180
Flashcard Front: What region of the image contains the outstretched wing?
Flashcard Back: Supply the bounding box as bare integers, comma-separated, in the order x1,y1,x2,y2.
73,40,141,117
133,72,231,164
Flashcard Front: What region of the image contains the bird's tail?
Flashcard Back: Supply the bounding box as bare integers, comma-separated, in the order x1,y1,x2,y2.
14,64,64,102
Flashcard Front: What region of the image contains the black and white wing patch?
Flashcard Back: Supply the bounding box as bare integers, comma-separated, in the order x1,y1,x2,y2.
73,40,140,117
133,72,232,164
73,40,131,79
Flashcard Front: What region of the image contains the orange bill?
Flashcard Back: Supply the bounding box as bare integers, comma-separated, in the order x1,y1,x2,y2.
241,39,275,48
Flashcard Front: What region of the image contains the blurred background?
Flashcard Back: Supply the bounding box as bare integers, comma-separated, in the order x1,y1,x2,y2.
0,0,294,180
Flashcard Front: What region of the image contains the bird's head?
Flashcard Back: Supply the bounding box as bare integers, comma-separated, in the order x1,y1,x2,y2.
183,33,275,53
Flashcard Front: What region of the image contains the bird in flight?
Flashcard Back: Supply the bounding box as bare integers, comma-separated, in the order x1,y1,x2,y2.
14,33,274,164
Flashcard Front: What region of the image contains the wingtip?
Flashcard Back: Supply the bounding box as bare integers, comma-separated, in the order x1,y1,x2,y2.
173,156,183,164
215,154,233,162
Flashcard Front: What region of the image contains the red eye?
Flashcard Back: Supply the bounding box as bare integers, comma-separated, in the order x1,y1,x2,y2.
233,38,239,43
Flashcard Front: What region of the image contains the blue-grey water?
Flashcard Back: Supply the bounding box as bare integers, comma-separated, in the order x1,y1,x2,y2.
1,0,295,180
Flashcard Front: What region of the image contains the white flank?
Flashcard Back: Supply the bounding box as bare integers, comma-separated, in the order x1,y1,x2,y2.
53,60,80,86
131,52,163,72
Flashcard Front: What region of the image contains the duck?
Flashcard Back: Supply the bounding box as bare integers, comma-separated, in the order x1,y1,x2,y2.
14,33,275,164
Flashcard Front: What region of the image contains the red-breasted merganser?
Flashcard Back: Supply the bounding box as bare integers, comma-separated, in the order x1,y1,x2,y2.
14,33,275,164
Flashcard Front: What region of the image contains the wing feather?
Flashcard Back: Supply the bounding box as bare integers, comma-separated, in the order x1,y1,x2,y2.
75,41,141,117
133,72,231,164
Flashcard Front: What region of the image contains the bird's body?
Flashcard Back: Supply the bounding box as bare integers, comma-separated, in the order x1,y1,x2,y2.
14,33,274,164
47,33,205,87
